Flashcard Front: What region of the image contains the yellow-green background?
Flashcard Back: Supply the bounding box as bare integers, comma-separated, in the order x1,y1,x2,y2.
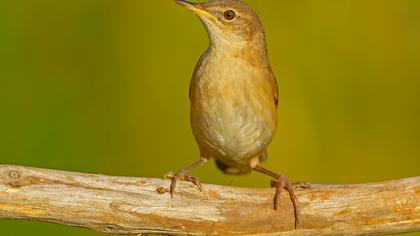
0,0,419,235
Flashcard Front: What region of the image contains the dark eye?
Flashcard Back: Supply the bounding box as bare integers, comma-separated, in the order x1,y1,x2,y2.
223,10,236,20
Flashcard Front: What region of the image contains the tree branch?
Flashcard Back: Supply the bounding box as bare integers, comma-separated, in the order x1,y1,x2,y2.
0,165,418,235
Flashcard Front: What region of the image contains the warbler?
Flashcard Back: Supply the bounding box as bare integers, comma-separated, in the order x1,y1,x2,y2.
171,0,308,228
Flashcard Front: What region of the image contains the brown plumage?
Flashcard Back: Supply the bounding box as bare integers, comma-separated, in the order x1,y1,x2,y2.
170,0,308,228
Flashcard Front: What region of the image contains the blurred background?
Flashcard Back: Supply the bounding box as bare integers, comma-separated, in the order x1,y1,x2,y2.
0,0,419,235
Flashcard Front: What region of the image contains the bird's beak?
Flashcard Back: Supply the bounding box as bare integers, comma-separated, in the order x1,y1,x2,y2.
175,0,217,21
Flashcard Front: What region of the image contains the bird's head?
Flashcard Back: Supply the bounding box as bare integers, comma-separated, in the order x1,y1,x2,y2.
176,0,267,51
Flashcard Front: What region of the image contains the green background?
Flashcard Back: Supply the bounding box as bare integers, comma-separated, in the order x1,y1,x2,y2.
0,0,419,235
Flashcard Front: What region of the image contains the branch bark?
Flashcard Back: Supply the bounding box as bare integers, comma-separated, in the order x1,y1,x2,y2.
0,165,418,235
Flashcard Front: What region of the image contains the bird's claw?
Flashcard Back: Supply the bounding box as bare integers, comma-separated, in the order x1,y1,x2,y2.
168,173,203,198
271,176,304,229
270,179,311,189
293,180,311,189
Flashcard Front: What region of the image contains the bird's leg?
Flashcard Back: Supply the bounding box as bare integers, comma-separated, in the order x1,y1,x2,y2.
169,157,208,198
253,165,309,229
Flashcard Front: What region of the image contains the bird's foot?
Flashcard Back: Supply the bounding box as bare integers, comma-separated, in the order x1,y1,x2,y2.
270,176,302,229
165,157,208,198
253,165,309,229
293,180,312,189
166,172,203,198
271,179,311,189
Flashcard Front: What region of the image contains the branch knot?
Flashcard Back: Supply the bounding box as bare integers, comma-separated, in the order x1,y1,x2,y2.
8,170,21,179
3,169,31,188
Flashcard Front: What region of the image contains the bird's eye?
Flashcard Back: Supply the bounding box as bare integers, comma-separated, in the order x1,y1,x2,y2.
223,10,236,20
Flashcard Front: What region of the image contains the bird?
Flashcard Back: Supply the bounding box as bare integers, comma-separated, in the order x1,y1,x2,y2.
171,0,309,228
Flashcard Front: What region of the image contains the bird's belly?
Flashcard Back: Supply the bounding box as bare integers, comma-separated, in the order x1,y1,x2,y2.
191,85,276,161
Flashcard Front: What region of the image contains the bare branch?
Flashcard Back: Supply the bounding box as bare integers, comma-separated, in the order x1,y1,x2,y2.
0,165,418,235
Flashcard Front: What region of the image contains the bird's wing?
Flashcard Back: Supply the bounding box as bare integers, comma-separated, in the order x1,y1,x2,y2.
273,76,279,107
265,66,279,107
189,81,194,100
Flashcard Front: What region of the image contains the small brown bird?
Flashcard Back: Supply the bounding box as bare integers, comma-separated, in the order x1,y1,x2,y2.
172,0,308,228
